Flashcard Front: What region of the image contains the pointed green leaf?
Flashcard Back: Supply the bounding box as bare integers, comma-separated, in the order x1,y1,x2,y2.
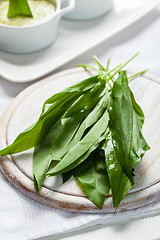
62,90,110,156
0,92,80,156
51,80,106,160
104,136,133,208
8,0,33,18
130,89,144,128
0,76,102,156
33,79,106,191
47,111,109,176
105,71,150,207
109,71,150,181
74,148,110,209
33,121,63,192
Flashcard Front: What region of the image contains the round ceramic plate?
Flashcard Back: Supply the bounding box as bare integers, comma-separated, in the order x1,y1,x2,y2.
0,68,160,213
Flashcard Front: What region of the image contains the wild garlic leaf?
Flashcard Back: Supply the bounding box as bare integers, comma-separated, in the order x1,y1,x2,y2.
59,128,109,175
0,92,81,156
46,111,109,176
51,80,106,160
0,76,102,156
109,71,134,181
73,148,110,209
61,91,110,185
55,129,108,182
63,75,102,92
63,91,110,156
41,75,102,115
109,71,149,182
33,121,63,193
33,80,106,191
33,77,106,192
104,135,133,208
8,0,33,18
105,71,150,206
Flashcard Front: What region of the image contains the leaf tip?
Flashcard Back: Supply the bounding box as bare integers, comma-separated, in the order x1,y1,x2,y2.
33,175,40,194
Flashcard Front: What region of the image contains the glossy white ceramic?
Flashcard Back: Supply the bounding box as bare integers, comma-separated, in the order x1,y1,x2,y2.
64,0,113,20
0,0,75,54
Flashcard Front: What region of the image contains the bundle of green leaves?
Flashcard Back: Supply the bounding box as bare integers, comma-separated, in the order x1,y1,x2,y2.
0,54,150,209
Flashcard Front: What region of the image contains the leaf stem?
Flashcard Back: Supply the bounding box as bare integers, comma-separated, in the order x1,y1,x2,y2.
128,69,148,79
78,64,98,73
93,55,106,71
110,52,140,79
79,53,143,87
107,80,112,89
106,58,111,71
105,64,122,78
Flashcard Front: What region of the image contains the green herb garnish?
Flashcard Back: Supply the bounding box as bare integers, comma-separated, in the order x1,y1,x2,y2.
0,54,150,209
8,0,33,18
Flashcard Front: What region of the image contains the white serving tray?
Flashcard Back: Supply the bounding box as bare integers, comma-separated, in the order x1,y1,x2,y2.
0,0,159,83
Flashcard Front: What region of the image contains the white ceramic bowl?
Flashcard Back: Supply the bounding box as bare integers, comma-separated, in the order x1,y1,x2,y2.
64,0,113,21
0,0,75,54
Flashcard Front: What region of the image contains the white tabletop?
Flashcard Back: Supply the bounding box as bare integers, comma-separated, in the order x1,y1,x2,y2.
0,4,160,240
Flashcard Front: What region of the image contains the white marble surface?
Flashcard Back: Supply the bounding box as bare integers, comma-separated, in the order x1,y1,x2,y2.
0,3,160,240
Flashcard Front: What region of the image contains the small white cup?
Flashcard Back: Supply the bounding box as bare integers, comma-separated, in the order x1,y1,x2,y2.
64,0,113,21
0,0,75,54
